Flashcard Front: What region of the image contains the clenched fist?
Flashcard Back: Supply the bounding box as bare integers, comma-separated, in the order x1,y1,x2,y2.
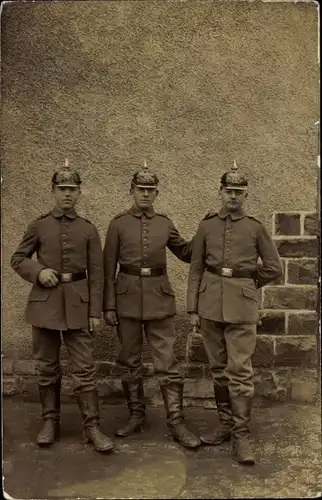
104,311,118,326
38,268,59,288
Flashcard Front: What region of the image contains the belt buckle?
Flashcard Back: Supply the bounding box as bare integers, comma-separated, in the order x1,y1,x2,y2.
60,272,72,283
221,267,233,277
141,267,152,276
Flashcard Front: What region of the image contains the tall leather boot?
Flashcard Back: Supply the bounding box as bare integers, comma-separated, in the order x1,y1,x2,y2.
161,382,201,450
115,381,146,437
76,390,114,453
200,382,233,445
37,381,61,447
231,396,255,465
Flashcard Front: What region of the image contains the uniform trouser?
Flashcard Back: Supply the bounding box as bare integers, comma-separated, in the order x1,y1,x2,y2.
117,316,182,385
201,319,257,398
32,327,96,394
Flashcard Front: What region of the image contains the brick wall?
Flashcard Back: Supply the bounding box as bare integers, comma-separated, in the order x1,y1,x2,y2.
3,211,319,406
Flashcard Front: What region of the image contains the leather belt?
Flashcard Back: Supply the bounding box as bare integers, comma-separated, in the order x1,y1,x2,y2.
119,265,166,277
58,271,87,283
206,265,256,279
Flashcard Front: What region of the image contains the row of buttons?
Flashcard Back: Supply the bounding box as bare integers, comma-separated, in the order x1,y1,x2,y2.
62,219,70,270
142,216,149,262
223,217,232,267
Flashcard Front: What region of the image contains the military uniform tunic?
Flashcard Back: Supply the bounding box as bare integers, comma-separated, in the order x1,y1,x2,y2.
187,207,282,322
103,205,192,385
11,207,103,330
11,206,103,391
104,205,191,320
187,207,282,398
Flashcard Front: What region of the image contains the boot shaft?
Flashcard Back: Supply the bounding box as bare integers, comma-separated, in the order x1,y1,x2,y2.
39,382,61,422
76,390,100,428
160,382,184,426
213,382,232,428
230,396,252,438
76,390,115,452
161,382,201,449
122,381,146,416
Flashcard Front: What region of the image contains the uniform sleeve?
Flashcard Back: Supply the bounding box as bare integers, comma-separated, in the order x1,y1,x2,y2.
87,225,104,318
187,222,206,312
103,219,120,311
256,223,283,288
10,221,46,284
167,220,192,263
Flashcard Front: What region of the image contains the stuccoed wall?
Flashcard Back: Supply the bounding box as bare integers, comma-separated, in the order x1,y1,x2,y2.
1,1,318,363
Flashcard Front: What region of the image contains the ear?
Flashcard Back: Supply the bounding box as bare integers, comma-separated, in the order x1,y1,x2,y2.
155,189,159,198
245,191,249,199
130,187,134,195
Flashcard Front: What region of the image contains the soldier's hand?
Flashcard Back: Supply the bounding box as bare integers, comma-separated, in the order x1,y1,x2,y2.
89,317,101,333
38,268,59,288
104,311,118,326
189,313,200,330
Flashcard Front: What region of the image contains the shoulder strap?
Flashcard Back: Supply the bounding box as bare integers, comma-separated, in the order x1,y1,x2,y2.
203,210,218,220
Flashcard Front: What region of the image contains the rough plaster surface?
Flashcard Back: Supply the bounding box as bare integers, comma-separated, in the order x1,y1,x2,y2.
1,1,319,359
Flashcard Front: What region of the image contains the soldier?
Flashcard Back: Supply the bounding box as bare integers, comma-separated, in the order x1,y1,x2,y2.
11,161,114,453
103,163,201,450
187,160,282,465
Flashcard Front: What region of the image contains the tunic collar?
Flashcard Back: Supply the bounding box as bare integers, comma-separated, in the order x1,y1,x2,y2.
218,207,246,221
128,205,155,218
51,206,78,219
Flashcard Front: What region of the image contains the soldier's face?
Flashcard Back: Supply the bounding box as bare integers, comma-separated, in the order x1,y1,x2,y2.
52,186,81,211
131,186,158,209
220,187,248,212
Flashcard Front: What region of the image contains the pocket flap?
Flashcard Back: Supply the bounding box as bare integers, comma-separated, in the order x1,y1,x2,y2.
116,282,128,295
199,282,207,293
160,283,175,296
242,286,257,301
80,292,89,303
28,288,50,302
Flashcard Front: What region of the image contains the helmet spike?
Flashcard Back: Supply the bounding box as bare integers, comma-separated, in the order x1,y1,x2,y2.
132,160,159,189
52,158,82,187
220,159,248,191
